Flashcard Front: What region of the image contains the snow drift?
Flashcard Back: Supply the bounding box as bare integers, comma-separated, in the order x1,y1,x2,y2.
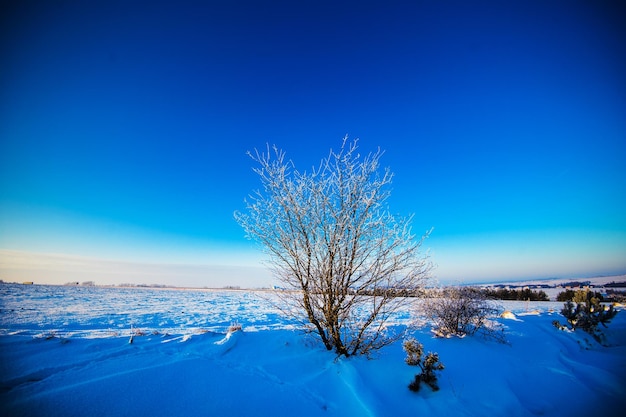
1,284,624,416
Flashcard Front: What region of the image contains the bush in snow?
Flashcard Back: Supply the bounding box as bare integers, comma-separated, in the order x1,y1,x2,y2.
403,338,444,392
228,322,243,333
421,287,505,341
553,289,618,343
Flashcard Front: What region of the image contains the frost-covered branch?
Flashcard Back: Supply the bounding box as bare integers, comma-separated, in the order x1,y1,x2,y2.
235,138,432,356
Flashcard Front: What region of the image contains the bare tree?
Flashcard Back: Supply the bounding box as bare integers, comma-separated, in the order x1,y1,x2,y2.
235,138,432,357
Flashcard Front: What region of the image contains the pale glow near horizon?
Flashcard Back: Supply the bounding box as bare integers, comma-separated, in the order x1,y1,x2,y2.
3,226,625,288
0,249,275,288
429,229,626,283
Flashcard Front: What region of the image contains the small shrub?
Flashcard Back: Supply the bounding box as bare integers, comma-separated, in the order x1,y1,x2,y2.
554,290,618,343
129,324,147,344
228,322,243,333
37,331,68,344
421,287,505,341
403,338,444,392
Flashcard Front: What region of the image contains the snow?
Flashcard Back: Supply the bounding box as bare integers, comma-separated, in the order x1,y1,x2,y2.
1,283,625,416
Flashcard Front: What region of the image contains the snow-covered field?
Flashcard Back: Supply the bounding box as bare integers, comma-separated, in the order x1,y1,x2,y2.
1,283,625,416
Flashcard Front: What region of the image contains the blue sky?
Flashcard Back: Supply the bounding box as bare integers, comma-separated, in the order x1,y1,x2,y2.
1,0,625,287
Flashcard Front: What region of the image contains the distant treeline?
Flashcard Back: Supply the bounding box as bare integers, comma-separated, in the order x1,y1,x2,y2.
556,288,626,303
354,288,425,298
606,289,626,302
604,281,626,288
305,284,625,302
349,287,552,300
560,281,591,288
483,288,549,301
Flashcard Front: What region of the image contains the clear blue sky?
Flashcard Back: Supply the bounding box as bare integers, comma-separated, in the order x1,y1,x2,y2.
1,0,625,287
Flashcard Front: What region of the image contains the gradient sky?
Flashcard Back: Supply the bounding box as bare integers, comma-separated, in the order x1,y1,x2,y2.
1,0,625,287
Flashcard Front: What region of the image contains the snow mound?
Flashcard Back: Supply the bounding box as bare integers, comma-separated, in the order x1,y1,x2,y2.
518,309,541,316
1,284,625,417
500,311,520,320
